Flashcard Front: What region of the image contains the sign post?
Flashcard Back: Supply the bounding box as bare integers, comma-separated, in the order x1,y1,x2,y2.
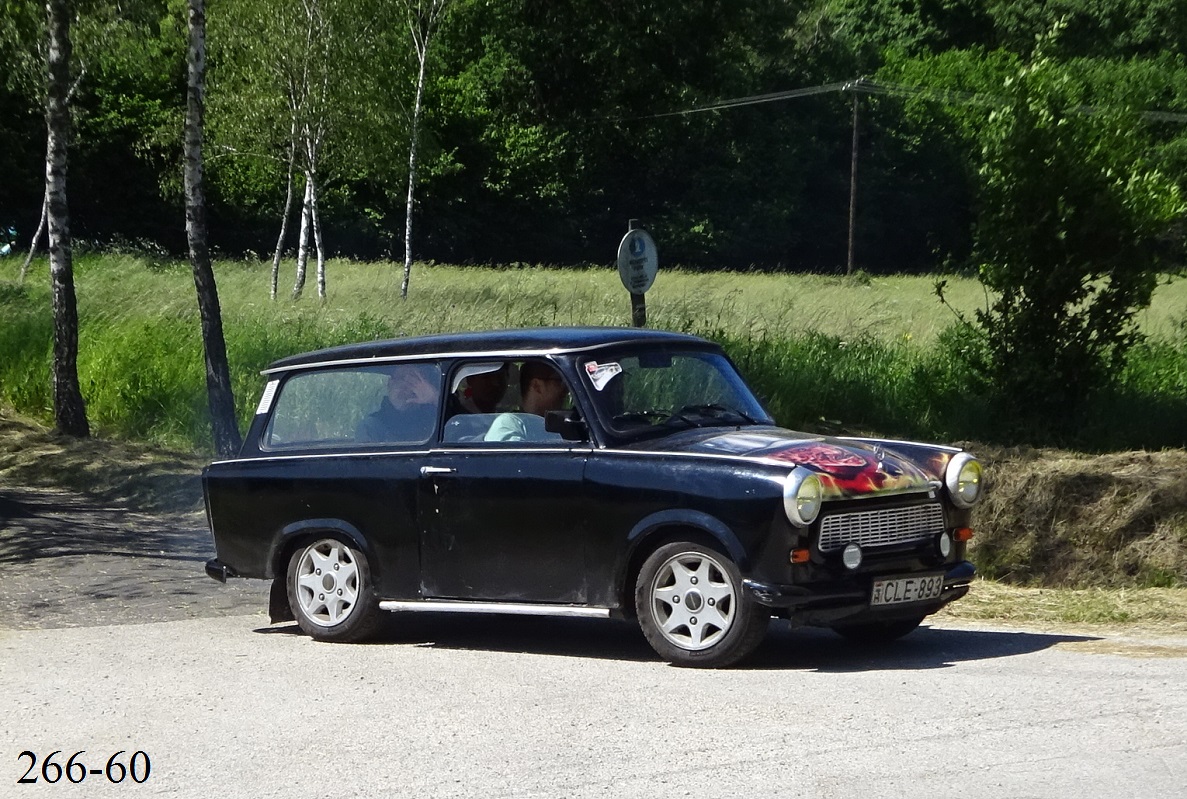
616,220,658,328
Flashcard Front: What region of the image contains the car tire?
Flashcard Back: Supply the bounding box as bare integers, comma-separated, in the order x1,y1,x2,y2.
635,541,768,668
831,615,925,644
287,537,381,642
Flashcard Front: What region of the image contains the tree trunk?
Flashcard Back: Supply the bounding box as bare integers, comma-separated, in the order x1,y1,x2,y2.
270,121,297,301
400,48,428,300
311,177,326,300
20,188,48,283
45,0,88,438
292,174,312,300
185,0,242,458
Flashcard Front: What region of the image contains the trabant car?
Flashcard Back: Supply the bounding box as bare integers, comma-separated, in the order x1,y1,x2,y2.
203,327,982,667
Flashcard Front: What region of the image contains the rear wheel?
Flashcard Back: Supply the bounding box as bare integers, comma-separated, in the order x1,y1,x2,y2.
831,615,925,644
287,537,381,642
635,541,768,668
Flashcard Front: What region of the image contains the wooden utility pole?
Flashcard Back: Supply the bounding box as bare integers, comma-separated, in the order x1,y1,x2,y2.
847,90,859,275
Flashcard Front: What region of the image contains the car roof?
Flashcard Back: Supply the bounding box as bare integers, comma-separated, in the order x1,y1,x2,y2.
264,327,717,374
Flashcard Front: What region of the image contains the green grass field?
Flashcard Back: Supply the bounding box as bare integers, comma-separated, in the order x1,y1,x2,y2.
26,255,1187,345
2,254,1186,451
4,254,1186,593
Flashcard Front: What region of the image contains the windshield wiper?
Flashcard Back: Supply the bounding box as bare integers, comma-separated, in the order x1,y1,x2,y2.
612,410,669,425
669,404,759,428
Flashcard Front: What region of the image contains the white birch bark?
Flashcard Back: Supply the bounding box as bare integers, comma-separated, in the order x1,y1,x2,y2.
20,188,48,283
270,120,298,301
292,174,312,300
311,177,325,300
45,0,88,437
401,49,427,300
400,0,452,300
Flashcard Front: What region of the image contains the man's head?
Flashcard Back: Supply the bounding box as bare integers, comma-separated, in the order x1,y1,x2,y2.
519,361,567,416
465,363,508,412
387,364,438,410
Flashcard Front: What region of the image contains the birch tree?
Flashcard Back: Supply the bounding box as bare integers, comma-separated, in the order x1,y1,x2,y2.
211,0,384,302
185,0,242,457
399,0,452,300
287,0,332,301
20,190,48,282
44,0,88,437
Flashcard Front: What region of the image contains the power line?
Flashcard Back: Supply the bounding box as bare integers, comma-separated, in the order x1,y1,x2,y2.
628,82,848,120
632,77,1187,124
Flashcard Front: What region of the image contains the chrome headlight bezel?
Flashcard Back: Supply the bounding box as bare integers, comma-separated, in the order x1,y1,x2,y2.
944,452,983,509
783,467,823,527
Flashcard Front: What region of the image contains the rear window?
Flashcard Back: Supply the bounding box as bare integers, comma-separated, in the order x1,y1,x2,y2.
262,362,442,450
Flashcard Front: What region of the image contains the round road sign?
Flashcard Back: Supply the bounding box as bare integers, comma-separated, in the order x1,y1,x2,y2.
617,229,658,294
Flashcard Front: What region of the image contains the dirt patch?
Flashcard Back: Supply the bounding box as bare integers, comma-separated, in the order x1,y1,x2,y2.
0,411,206,512
1053,640,1187,658
0,410,268,629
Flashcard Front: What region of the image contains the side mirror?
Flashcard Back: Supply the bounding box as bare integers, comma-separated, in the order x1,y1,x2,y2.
545,410,588,442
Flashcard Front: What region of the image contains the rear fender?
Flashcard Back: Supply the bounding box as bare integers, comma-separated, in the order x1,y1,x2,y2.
267,518,373,580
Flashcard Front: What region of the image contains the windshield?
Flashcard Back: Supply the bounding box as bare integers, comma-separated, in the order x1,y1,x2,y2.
579,348,773,438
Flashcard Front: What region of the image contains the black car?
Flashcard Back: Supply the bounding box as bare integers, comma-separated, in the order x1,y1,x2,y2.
204,327,982,667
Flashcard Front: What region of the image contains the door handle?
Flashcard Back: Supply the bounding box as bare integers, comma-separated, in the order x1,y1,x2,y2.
420,466,456,476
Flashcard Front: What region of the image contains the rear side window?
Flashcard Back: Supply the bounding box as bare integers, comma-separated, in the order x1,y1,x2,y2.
263,363,442,450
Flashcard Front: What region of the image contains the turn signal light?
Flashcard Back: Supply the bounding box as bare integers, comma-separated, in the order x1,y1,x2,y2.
790,548,811,564
954,527,974,542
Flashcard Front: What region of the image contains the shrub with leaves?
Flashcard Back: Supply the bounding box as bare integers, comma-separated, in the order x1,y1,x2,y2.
971,50,1185,438
897,36,1187,442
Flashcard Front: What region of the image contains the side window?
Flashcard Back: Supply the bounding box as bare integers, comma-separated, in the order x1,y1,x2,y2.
479,359,571,445
446,361,512,417
263,362,442,449
440,359,575,445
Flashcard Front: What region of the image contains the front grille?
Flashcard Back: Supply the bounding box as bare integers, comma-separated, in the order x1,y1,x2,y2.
818,503,946,552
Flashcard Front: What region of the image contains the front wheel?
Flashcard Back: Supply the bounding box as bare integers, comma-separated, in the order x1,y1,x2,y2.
287,537,381,642
635,542,768,668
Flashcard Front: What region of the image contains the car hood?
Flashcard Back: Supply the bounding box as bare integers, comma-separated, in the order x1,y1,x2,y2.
646,427,958,500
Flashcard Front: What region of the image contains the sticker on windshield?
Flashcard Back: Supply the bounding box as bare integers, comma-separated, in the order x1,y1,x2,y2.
256,379,280,415
585,361,623,391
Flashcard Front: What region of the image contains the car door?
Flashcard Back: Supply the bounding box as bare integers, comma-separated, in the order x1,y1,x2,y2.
419,360,592,603
418,444,591,603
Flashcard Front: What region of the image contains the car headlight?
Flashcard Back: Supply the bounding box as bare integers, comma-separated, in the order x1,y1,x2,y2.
945,452,983,509
783,467,823,527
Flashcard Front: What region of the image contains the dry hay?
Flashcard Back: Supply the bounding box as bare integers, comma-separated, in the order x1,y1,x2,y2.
968,444,1187,588
0,409,205,512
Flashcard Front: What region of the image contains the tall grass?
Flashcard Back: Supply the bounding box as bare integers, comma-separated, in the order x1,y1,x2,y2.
2,255,1186,452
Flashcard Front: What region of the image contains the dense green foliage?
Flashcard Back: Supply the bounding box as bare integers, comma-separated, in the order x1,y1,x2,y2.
888,43,1187,435
2,0,1184,271
2,257,1186,452
3,1,1187,449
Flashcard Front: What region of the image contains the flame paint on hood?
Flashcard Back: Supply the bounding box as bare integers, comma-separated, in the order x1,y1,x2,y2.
689,430,957,500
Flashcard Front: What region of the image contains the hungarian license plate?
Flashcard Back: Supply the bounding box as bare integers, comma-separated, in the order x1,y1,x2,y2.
870,573,944,607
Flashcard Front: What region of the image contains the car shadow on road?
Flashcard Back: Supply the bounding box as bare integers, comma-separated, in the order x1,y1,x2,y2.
253,613,1098,670
751,622,1098,672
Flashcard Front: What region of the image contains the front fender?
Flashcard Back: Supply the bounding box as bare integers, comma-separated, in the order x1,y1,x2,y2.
615,509,748,610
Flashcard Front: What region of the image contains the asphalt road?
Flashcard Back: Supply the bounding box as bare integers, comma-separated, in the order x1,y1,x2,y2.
3,487,1187,797
4,611,1187,797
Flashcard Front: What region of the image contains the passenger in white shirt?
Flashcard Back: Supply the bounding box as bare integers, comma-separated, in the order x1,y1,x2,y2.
484,362,568,442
